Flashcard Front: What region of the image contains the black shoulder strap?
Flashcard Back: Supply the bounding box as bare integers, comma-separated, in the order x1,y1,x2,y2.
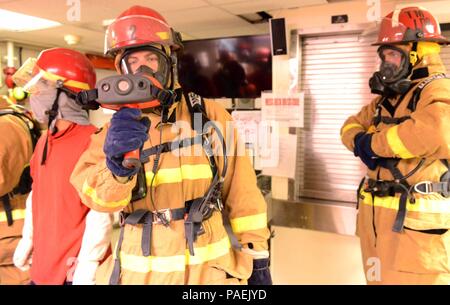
183,91,220,178
407,73,449,112
184,91,208,134
0,109,40,149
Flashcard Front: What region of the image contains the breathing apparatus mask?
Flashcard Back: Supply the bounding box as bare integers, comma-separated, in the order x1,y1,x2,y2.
369,45,412,97
77,46,177,111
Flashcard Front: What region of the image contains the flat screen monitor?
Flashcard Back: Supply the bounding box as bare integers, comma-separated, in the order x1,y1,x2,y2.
177,35,272,99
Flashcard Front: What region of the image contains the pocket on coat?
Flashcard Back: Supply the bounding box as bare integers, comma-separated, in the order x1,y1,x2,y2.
392,227,450,274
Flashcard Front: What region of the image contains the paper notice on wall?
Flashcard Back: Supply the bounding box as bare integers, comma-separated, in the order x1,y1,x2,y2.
231,110,261,170
231,110,261,144
261,92,304,127
261,133,297,179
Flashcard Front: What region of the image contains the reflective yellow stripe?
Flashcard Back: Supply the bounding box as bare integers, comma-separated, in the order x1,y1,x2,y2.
119,236,231,273
231,213,268,233
145,164,213,186
341,123,363,137
0,209,26,222
360,190,450,213
386,125,415,159
82,180,131,209
39,68,90,90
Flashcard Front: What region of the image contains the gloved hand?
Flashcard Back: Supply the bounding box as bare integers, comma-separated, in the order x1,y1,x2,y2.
72,260,99,285
13,238,33,272
104,108,150,177
248,258,272,285
353,132,380,170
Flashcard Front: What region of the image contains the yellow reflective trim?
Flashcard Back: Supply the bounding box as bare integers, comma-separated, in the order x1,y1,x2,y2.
82,180,131,209
0,209,26,222
341,123,363,137
145,164,213,186
360,190,450,213
39,68,90,90
230,213,268,233
386,125,415,159
119,236,231,273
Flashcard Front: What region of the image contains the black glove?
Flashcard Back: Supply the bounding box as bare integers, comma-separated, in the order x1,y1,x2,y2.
353,132,379,170
104,108,150,177
248,258,272,285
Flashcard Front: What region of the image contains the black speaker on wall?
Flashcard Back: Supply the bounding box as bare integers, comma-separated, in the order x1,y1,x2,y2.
270,18,287,56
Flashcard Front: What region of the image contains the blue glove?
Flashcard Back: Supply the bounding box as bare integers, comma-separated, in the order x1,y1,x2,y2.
104,108,150,177
353,132,379,170
247,258,272,285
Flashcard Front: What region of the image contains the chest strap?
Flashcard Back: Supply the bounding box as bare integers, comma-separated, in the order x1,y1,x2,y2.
1,194,13,226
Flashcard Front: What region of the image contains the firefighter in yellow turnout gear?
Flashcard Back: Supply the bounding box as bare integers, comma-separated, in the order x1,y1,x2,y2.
0,98,40,284
70,5,271,285
341,7,450,284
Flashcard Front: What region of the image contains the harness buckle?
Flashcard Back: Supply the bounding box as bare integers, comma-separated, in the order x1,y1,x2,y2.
118,211,126,227
414,181,434,195
153,209,171,225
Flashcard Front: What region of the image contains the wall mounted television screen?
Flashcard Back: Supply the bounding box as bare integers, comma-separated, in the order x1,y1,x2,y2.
177,35,272,99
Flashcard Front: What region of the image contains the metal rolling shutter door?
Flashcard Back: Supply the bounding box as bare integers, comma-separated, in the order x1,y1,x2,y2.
441,30,450,71
298,33,378,203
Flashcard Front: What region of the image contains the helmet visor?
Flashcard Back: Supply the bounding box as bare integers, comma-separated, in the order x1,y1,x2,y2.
12,58,58,95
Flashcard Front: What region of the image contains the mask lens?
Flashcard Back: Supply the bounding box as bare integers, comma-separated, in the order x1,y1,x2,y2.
377,46,407,82
120,47,170,87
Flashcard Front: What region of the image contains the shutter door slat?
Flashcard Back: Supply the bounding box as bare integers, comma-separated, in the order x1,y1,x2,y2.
441,30,450,72
298,33,377,203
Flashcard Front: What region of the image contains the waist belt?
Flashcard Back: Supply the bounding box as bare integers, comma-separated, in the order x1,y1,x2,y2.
367,179,450,197
364,178,450,233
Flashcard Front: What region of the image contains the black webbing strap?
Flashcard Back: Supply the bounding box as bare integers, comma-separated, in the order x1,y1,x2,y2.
109,221,125,285
393,192,409,233
356,177,366,210
184,198,205,256
109,207,186,285
221,208,243,252
1,194,13,226
41,89,63,165
140,135,203,162
184,92,206,134
379,116,411,125
385,160,411,233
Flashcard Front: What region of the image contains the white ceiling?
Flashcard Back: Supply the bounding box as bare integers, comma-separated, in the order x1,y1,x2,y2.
0,0,329,53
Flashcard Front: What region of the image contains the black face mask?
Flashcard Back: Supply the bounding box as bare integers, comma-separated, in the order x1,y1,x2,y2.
369,45,412,97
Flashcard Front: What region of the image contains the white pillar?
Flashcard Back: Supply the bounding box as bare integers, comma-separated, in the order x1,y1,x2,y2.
6,41,15,67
